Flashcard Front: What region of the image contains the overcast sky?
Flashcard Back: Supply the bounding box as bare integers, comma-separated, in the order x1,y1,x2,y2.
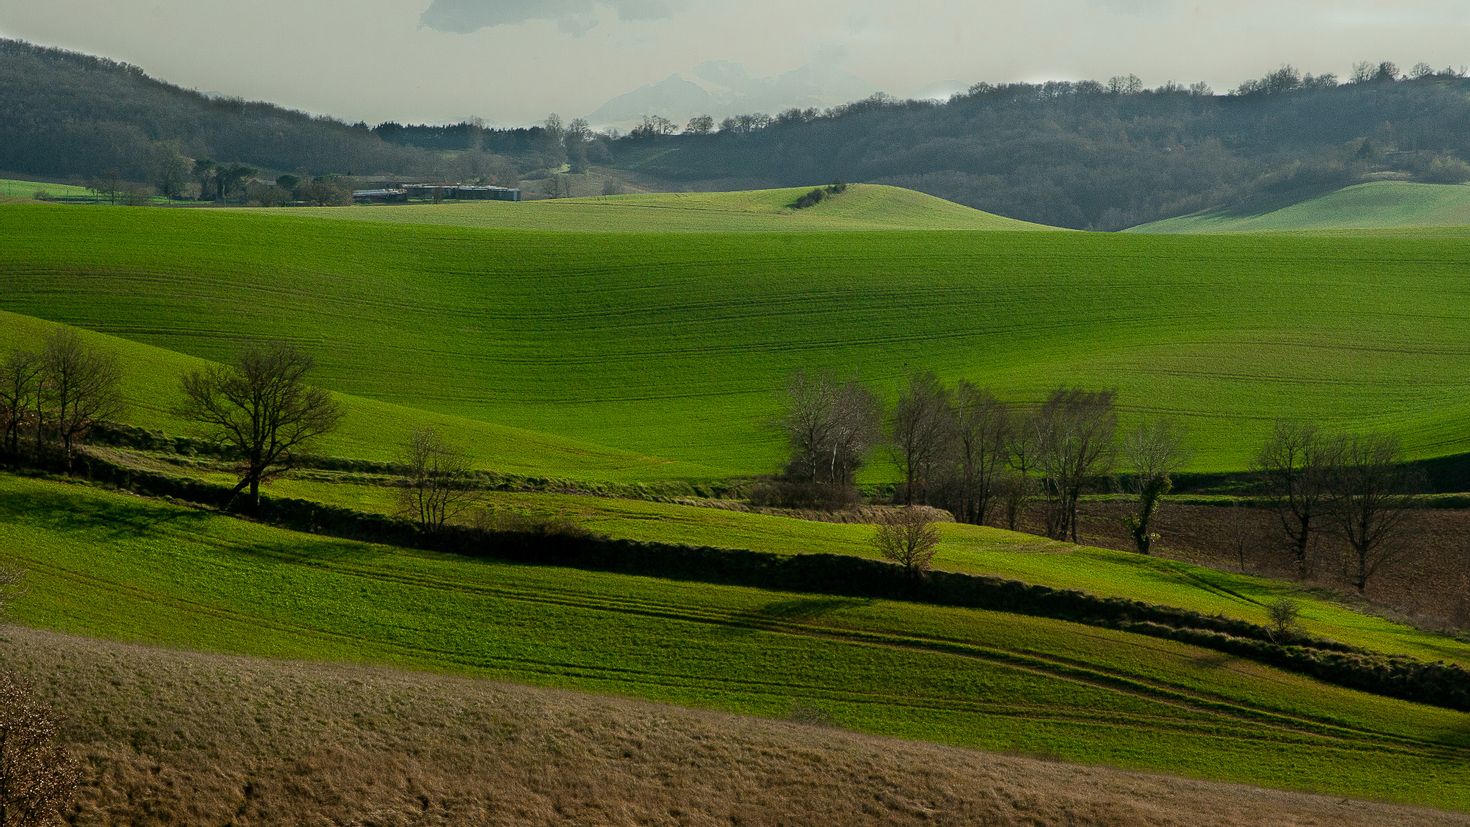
1,0,1466,126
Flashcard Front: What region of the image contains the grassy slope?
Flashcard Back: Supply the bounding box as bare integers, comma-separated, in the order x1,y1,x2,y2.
0,310,715,480
7,628,1466,827
1132,181,1470,234
0,176,93,199
207,473,1470,667
1,474,1468,809
266,185,1047,233
6,204,1470,476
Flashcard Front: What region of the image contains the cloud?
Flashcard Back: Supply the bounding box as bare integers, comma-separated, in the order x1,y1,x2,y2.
420,0,684,35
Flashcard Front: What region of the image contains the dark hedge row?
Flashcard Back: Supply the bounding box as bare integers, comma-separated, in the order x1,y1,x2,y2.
64,453,1470,712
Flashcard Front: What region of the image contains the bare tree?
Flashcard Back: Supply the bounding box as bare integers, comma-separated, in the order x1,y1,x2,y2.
0,672,79,827
1122,418,1189,555
892,371,955,505
778,370,881,504
1033,388,1117,542
178,344,341,511
950,382,1010,525
398,428,475,532
0,350,41,458
1254,420,1333,579
38,330,123,466
873,508,942,575
1001,408,1041,531
1327,432,1418,594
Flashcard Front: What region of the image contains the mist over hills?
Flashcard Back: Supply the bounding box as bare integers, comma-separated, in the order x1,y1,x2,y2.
586,60,875,128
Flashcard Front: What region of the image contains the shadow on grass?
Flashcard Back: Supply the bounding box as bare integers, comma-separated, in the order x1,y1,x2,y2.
0,486,211,540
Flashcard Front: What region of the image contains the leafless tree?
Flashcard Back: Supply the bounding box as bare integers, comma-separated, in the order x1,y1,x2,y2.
0,672,79,827
1033,388,1117,542
1122,418,1189,555
398,428,476,532
873,507,942,575
38,330,123,466
1001,408,1041,531
1254,420,1334,579
0,350,41,458
1327,432,1418,594
178,344,341,511
949,382,1010,525
892,371,955,505
779,370,881,503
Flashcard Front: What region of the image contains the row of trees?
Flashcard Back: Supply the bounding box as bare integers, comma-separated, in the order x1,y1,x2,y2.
775,372,1174,548
0,331,123,466
1254,422,1418,593
1,335,474,534
778,371,1421,592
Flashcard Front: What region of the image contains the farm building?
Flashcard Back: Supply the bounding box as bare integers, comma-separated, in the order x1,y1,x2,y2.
401,183,521,202
351,188,408,203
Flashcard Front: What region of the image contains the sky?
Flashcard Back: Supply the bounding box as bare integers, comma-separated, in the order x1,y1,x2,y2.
0,0,1467,127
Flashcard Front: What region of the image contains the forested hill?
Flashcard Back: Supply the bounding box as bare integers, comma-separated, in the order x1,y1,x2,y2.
6,35,1470,229
610,67,1470,229
0,39,554,185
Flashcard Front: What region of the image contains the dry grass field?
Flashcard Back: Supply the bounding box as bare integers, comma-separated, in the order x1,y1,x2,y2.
5,625,1465,827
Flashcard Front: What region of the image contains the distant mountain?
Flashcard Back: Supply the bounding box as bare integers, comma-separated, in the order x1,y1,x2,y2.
587,60,875,128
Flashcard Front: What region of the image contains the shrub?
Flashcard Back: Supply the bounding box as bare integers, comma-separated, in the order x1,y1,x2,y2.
1266,598,1303,640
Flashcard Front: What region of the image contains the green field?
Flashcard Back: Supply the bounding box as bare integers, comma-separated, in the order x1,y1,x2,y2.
0,176,94,200
6,199,1470,477
266,185,1046,233
152,468,1462,667
1132,181,1470,234
1,473,1467,809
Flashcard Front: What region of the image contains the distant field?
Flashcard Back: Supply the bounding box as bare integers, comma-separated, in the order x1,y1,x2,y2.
6,202,1470,476
265,185,1048,232
2,473,1468,810
1132,181,1470,234
0,176,93,199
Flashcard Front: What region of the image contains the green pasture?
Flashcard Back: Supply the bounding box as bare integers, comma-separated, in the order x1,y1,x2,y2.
0,177,94,200
1132,181,1470,234
161,469,1465,668
264,185,1045,233
1,473,1466,810
5,201,1470,477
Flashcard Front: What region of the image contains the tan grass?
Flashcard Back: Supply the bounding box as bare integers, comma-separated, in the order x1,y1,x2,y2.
2,626,1464,827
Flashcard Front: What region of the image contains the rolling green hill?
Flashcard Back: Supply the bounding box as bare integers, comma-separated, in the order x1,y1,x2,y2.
1131,181,1470,234
2,473,1467,810
143,468,1464,666
0,310,714,481
265,185,1048,233
6,201,1470,476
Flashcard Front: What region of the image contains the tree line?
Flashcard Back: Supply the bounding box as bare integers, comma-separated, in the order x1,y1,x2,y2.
613,63,1470,229
773,370,1420,592
1,336,477,533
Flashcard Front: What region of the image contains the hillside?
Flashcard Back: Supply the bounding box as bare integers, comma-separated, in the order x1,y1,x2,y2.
7,627,1464,826
107,460,1467,666
6,204,1470,475
8,37,1470,229
271,185,1046,233
0,309,713,481
1132,181,1470,233
2,473,1468,810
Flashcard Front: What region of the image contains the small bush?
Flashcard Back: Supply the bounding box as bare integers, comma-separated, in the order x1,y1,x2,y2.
1266,598,1302,640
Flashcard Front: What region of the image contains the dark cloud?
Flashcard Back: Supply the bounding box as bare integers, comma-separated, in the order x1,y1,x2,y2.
420,0,682,35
